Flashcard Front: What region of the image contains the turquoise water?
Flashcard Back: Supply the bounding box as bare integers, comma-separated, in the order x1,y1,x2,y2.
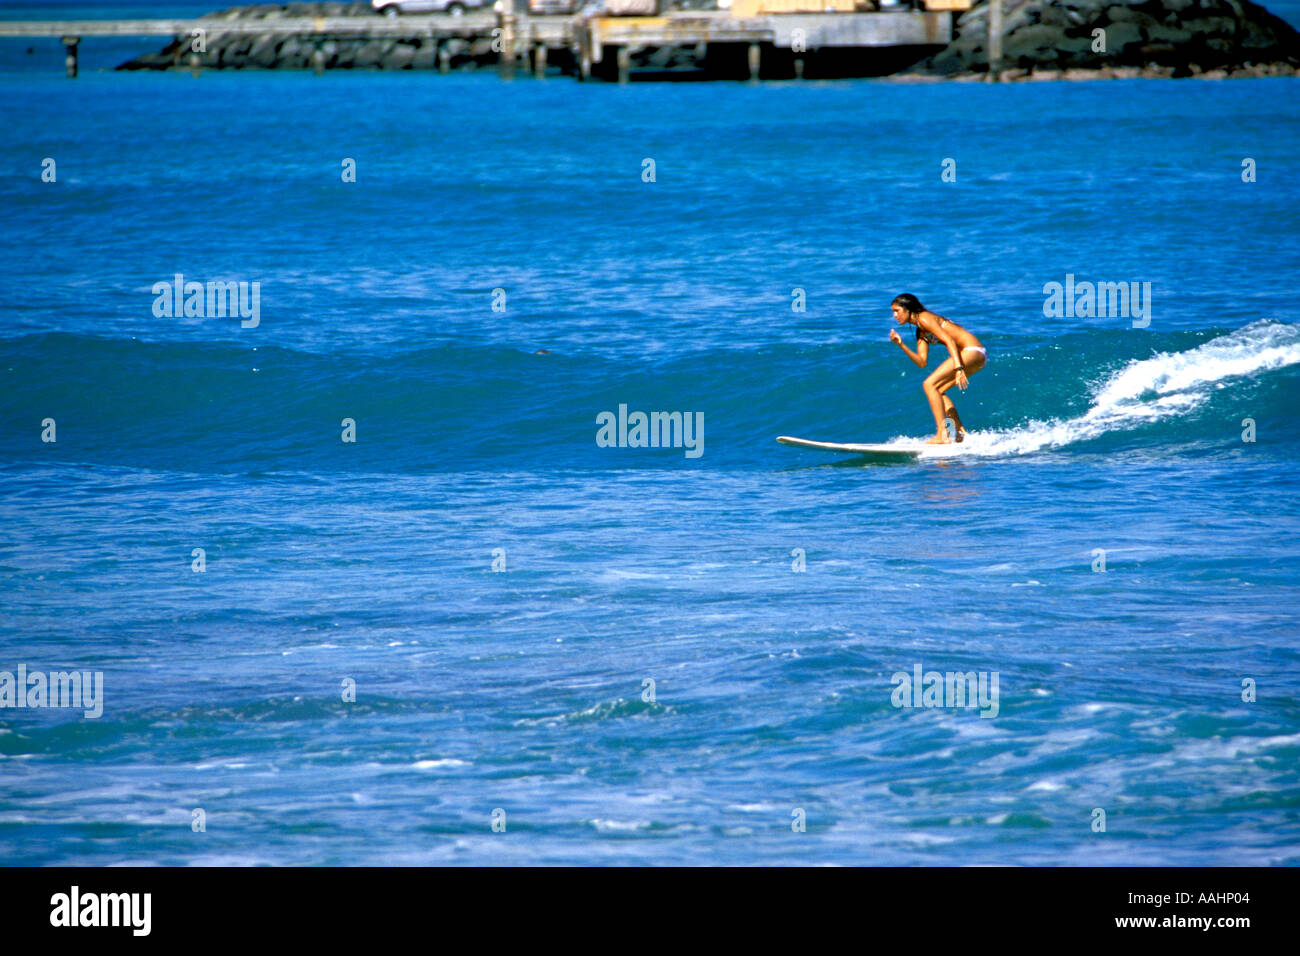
2,7,1300,865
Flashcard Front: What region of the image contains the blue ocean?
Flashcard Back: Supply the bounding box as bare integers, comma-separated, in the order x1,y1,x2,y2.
1,0,1299,865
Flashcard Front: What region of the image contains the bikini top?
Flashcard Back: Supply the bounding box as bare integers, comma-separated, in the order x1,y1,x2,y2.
916,317,948,346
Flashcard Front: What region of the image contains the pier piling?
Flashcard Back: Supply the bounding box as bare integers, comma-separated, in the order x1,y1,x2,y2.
62,36,78,78
498,11,516,80
987,0,1002,80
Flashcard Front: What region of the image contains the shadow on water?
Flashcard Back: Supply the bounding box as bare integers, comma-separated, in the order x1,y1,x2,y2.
774,452,1004,473
776,454,921,472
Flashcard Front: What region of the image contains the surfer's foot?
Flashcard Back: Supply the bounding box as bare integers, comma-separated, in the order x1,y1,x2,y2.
925,434,952,445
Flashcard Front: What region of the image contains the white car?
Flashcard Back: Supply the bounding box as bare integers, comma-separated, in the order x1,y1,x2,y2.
372,0,490,15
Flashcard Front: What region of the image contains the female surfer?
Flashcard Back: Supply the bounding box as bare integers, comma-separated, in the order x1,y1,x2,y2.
887,294,986,444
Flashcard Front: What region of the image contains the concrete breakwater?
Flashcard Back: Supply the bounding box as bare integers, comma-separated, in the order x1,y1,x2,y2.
115,0,1300,79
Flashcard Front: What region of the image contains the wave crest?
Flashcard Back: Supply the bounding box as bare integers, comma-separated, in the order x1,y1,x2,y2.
912,320,1300,458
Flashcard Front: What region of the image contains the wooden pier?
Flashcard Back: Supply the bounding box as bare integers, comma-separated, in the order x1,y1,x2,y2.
0,9,957,82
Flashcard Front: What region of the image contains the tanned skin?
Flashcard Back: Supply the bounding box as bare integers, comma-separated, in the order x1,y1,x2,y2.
888,303,986,444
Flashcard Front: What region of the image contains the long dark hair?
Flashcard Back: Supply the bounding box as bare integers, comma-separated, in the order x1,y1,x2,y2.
892,293,925,316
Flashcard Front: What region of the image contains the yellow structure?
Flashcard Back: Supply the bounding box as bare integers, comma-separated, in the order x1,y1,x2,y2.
730,0,858,16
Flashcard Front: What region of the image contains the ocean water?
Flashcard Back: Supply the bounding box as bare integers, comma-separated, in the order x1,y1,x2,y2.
2,3,1300,865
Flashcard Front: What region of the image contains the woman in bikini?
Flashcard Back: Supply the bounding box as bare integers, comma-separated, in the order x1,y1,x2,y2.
887,293,987,444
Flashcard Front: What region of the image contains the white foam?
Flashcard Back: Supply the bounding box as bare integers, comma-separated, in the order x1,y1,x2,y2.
590,818,650,832
893,320,1300,458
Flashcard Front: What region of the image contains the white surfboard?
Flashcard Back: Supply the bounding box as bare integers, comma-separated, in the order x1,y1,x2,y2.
776,435,949,457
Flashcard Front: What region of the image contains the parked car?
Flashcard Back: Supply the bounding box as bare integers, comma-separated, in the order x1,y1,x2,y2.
372,0,490,15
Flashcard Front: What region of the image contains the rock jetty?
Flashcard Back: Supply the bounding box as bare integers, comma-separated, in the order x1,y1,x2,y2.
906,0,1300,79
117,0,1300,80
118,2,501,72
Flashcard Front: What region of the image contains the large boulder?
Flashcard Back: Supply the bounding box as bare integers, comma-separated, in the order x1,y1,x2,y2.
383,43,417,69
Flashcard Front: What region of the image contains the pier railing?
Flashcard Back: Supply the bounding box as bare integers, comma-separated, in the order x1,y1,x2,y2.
0,10,953,81
0,14,498,39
